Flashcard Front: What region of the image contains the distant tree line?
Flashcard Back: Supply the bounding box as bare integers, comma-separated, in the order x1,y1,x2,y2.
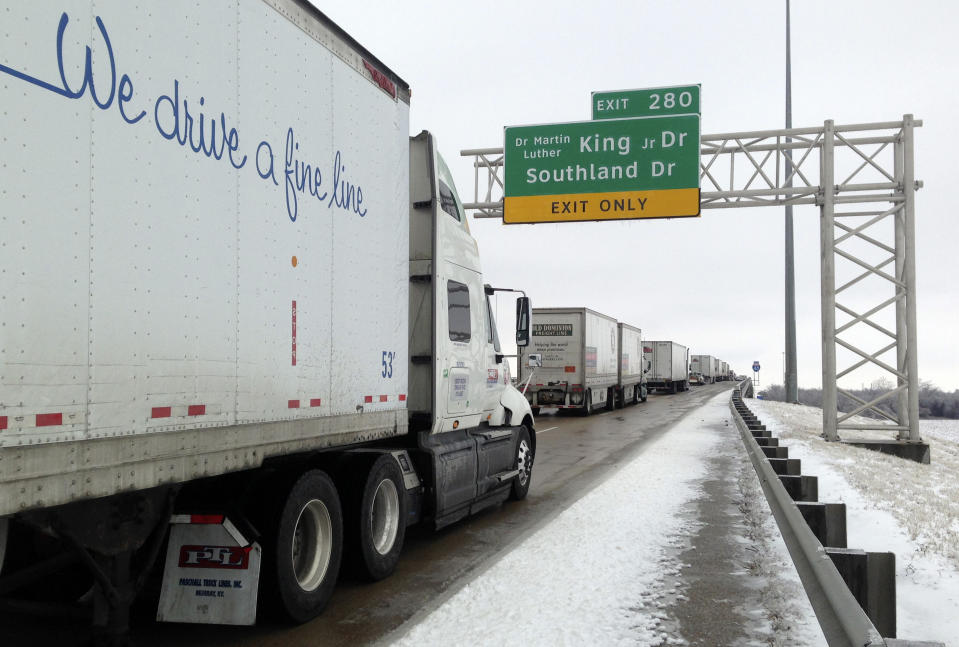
758,378,959,419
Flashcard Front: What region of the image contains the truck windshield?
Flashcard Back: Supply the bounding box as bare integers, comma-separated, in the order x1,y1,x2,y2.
436,152,469,232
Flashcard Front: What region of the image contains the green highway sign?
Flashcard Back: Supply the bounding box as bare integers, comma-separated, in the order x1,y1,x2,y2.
503,114,700,224
592,84,701,120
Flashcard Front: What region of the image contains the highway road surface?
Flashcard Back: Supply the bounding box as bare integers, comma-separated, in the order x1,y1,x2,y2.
0,382,737,646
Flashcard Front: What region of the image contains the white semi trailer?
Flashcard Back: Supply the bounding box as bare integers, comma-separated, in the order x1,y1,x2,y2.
690,354,716,383
517,308,620,415
0,1,535,638
644,341,689,393
616,323,649,407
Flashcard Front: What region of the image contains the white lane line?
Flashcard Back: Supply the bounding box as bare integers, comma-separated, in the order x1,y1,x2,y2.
537,426,558,434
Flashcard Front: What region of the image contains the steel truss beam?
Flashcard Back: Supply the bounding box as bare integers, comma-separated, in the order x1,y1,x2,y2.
461,116,923,442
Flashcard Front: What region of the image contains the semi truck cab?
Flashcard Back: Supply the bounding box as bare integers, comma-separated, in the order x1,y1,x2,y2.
409,132,535,530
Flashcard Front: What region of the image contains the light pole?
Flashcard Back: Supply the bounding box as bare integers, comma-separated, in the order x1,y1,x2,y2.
784,0,799,403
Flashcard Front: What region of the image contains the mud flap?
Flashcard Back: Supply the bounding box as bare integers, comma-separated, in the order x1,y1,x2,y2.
157,515,261,625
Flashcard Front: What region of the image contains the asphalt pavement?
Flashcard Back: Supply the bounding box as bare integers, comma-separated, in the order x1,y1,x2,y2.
0,382,744,646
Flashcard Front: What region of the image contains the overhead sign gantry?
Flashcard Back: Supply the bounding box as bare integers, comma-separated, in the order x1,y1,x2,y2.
463,113,924,447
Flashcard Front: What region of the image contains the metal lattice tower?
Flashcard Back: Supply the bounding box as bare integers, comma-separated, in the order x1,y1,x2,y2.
461,116,922,442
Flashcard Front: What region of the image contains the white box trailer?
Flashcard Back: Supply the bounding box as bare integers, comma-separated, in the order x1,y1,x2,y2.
690,354,716,383
517,308,619,414
0,1,536,635
714,358,724,381
722,361,730,380
616,323,649,406
645,341,689,393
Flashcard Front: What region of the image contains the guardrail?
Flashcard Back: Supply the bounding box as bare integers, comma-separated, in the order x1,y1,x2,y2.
730,382,888,647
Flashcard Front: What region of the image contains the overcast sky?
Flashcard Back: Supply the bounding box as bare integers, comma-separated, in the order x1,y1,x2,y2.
318,0,958,391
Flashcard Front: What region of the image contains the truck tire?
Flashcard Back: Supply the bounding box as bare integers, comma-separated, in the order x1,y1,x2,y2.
640,384,648,402
671,381,678,394
351,455,407,582
266,469,343,624
509,426,533,501
531,407,541,416
606,388,615,412
581,391,592,416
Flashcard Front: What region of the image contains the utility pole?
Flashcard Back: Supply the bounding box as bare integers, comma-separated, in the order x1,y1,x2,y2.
784,0,799,403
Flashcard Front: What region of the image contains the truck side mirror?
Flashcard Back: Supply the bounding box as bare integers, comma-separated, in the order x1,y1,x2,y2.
515,296,532,347
527,353,542,368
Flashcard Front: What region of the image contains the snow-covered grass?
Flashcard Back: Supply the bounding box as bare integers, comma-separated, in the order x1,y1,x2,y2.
749,399,959,643
388,394,824,646
922,418,959,444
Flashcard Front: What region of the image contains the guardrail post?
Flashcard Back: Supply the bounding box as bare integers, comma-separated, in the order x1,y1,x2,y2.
826,549,896,638
796,502,847,548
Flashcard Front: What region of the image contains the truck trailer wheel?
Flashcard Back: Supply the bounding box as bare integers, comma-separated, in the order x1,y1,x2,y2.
581,391,592,416
352,454,407,581
640,385,648,403
509,427,533,501
266,469,343,624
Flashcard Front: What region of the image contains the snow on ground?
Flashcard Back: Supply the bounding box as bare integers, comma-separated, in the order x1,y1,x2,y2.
750,399,959,644
727,436,827,647
388,393,824,646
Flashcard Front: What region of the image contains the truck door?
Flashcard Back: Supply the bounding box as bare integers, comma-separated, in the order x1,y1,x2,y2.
482,292,506,413
445,278,473,416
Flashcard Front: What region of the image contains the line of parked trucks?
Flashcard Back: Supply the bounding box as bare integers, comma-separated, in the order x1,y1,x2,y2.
517,309,737,415
690,355,736,385
0,2,737,641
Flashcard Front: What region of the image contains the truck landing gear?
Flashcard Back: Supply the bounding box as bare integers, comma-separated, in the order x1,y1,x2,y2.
0,488,173,646
0,518,8,574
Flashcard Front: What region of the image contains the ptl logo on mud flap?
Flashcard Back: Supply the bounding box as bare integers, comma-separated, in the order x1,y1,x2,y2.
178,545,252,569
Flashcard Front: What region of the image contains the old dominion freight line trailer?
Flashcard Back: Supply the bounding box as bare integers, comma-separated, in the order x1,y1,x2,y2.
518,308,620,415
